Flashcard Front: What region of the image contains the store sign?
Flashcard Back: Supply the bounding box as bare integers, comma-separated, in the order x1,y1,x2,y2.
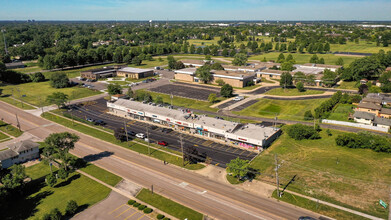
138,112,143,115
176,121,182,125
166,118,171,122
238,138,247,141
203,129,208,131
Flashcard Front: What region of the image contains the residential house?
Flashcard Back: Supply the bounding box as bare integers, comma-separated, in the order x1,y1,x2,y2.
355,102,382,114
379,108,391,119
0,140,40,169
353,111,375,125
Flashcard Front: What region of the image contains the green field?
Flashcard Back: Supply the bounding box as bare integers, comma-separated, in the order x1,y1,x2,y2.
0,132,10,142
147,90,222,113
79,164,122,187
0,120,23,137
264,88,325,96
330,40,391,53
136,188,203,220
327,104,354,122
0,81,101,107
338,81,360,90
42,112,204,170
250,128,391,219
4,162,111,220
233,98,327,121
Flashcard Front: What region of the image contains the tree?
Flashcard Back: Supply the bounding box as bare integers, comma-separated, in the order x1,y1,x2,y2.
1,164,27,189
49,208,62,220
226,157,249,180
55,52,67,69
43,55,56,70
50,73,69,88
155,96,163,104
44,132,80,171
280,72,293,88
277,53,285,63
215,79,226,86
184,146,201,164
114,127,127,141
126,88,134,98
229,49,236,57
195,65,212,83
167,55,176,69
309,54,319,63
30,72,45,82
208,93,217,103
286,54,295,63
293,71,306,83
358,84,368,95
107,84,122,95
304,110,313,120
286,124,320,140
324,43,330,52
190,44,195,54
65,200,78,216
280,62,295,71
46,173,57,187
222,48,229,57
318,58,325,64
57,168,68,180
220,84,233,98
174,61,185,70
132,56,142,66
232,53,247,66
321,69,337,87
296,82,305,92
46,92,69,109
123,54,132,64
335,57,344,66
210,63,224,70
42,144,56,174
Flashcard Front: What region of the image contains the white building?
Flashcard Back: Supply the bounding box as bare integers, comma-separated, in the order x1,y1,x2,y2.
0,140,40,169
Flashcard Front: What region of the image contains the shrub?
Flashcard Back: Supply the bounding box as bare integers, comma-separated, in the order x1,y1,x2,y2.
216,79,225,86
163,218,171,220
133,202,140,207
138,205,146,210
42,213,51,220
326,129,332,136
286,124,320,140
143,208,153,214
335,132,391,153
128,200,136,205
303,110,313,120
49,208,62,220
57,168,68,180
65,200,78,215
46,173,57,187
157,214,165,219
50,73,69,88
296,82,305,92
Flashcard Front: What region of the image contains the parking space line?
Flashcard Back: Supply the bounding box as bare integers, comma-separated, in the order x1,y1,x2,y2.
225,147,233,152
115,207,131,217
246,151,254,157
232,148,239,154
109,204,126,214
239,150,246,155
136,214,146,220
123,210,138,220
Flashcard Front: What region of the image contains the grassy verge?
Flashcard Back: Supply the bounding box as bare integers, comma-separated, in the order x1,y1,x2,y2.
264,88,325,96
0,132,10,142
338,81,359,90
146,90,221,113
0,120,24,137
327,104,354,122
41,112,204,170
226,174,245,185
0,96,36,110
272,190,368,220
79,163,122,187
233,98,327,121
5,162,112,220
251,128,391,219
136,188,204,220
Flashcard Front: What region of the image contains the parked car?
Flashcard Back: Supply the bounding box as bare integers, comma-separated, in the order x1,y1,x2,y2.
86,118,94,123
127,130,136,136
161,128,173,133
158,141,168,146
233,96,245,101
95,120,106,125
136,133,145,139
150,125,158,130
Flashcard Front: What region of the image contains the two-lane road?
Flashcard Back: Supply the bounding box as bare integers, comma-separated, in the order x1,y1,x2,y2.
0,101,322,220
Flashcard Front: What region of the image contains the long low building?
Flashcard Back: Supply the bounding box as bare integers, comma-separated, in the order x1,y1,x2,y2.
80,65,153,80
107,99,281,150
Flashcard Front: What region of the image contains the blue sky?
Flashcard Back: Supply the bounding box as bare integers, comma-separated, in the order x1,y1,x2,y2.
1,0,391,20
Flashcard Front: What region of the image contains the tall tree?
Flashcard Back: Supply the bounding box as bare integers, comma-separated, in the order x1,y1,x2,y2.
50,73,69,88
46,92,69,109
280,72,293,88
220,84,233,98
107,84,122,95
232,53,248,66
44,132,80,171
226,157,249,180
195,65,212,83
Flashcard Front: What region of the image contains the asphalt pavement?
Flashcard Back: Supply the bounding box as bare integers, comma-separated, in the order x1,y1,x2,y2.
70,98,258,167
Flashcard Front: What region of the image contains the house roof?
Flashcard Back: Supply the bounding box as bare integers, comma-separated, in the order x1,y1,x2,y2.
357,102,382,110
0,149,18,161
380,108,391,115
180,59,205,66
386,67,391,71
118,67,153,74
373,117,391,126
362,97,383,104
353,111,375,120
8,140,39,153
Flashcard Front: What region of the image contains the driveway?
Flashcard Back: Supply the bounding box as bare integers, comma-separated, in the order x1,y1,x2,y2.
73,191,152,220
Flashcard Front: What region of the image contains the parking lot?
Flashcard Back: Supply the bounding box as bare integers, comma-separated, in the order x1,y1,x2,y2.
149,83,221,101
70,98,258,167
74,191,151,220
231,99,260,111
217,99,237,109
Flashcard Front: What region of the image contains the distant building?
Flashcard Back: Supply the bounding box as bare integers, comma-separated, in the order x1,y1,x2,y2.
5,61,26,70
257,69,286,80
80,65,154,80
353,111,391,130
180,59,209,67
116,67,154,79
0,140,39,169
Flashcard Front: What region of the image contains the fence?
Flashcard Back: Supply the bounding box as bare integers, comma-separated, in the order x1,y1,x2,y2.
322,119,389,132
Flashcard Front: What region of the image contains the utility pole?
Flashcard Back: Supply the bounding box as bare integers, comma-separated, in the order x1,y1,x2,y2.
179,134,184,166
146,126,150,155
70,111,74,126
275,154,282,198
15,114,21,131
1,29,8,55
123,121,129,147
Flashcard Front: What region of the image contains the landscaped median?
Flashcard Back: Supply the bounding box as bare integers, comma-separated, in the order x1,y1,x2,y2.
136,188,204,220
41,111,205,170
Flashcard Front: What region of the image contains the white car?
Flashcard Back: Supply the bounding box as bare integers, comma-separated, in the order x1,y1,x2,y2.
136,133,145,139
233,96,244,101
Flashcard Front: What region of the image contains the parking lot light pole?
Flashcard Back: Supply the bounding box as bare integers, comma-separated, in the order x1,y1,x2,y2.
147,126,151,155
124,121,129,147
179,134,184,166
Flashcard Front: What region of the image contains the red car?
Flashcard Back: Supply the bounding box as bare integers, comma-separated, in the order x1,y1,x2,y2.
158,141,168,146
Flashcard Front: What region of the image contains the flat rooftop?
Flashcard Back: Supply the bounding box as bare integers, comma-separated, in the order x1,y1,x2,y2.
175,68,197,75
234,124,279,141
195,116,239,132
119,67,154,73
212,70,255,79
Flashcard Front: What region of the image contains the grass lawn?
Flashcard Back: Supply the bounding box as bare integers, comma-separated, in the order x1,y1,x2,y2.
327,104,354,122
272,190,367,220
41,112,204,170
330,40,391,54
250,52,358,66
14,66,43,74
136,188,203,220
0,81,102,107
250,128,391,219
147,90,221,113
0,132,10,142
0,96,36,109
4,162,112,220
128,59,167,68
338,81,360,90
0,120,24,137
226,174,245,185
79,164,122,187
264,88,325,96
233,98,327,121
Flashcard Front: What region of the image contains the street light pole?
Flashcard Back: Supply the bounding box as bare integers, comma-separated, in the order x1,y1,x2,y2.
179,134,184,166
146,126,150,155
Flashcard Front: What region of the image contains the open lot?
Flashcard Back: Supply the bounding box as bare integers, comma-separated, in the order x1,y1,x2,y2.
69,98,258,167
326,103,355,122
0,81,101,107
264,88,325,96
250,128,391,219
233,98,328,121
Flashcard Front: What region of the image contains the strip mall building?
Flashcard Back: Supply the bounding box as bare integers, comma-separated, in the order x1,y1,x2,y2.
107,99,281,150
